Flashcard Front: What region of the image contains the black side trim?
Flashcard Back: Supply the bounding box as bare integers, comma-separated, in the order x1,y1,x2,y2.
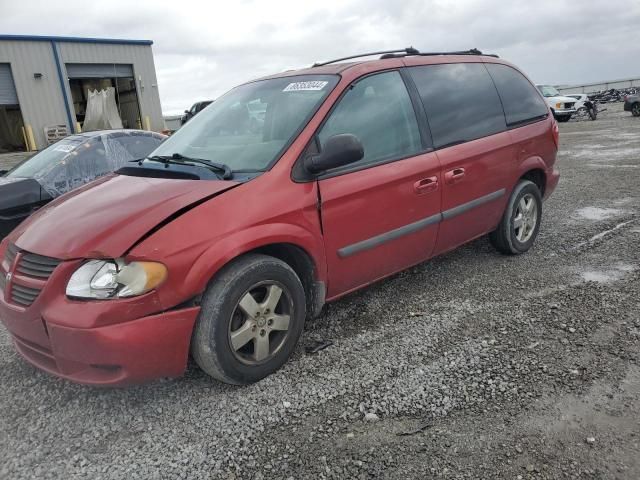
442,189,505,220
337,213,441,258
336,189,506,258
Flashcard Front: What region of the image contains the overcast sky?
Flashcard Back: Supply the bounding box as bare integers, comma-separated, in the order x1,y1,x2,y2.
2,0,639,115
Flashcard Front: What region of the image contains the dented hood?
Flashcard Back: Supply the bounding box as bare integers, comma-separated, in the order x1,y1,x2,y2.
10,174,237,259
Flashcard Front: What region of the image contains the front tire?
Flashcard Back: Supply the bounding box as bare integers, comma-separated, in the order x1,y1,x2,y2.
632,103,640,117
490,180,542,255
192,254,306,385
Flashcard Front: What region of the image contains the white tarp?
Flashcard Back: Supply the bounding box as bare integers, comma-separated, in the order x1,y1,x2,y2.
83,87,123,131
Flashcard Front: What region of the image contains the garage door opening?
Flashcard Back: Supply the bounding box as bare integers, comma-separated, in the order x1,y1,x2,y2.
67,63,142,131
0,63,26,153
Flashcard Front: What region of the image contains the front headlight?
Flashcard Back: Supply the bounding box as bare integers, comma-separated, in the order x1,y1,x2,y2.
66,259,168,299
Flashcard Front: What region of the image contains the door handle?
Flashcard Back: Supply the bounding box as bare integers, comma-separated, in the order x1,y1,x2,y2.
444,167,465,184
413,176,438,194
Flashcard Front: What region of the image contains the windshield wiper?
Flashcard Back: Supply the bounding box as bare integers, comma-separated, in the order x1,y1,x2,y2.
145,153,233,179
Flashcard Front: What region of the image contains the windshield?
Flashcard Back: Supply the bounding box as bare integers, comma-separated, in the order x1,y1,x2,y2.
151,75,339,172
538,85,560,97
8,137,87,179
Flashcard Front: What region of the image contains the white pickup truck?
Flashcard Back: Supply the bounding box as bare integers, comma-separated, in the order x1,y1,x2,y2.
536,85,577,122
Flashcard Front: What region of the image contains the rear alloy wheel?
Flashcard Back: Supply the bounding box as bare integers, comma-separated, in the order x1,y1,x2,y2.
192,254,306,384
632,103,640,117
490,180,542,255
513,194,538,243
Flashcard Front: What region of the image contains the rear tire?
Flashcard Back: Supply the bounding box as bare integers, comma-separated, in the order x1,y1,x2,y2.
192,254,306,385
489,180,542,255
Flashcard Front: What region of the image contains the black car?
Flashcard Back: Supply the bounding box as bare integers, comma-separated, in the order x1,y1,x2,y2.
0,129,166,239
181,101,213,125
624,94,640,117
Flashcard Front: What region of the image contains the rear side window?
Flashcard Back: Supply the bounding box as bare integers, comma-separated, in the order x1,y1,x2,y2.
485,63,549,127
317,71,422,169
408,63,506,148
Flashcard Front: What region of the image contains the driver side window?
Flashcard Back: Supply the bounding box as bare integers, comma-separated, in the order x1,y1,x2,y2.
317,71,422,171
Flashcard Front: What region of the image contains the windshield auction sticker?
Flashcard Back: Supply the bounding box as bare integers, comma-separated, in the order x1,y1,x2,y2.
53,144,76,153
283,81,328,92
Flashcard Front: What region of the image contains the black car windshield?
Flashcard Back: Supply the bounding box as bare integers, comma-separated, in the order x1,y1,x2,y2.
150,75,339,172
538,85,560,97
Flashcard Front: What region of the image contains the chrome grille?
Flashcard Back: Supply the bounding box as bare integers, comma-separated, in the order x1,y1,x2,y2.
2,244,61,307
16,252,61,279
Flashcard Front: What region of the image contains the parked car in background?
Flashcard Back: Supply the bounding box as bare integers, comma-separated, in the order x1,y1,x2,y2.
536,85,576,122
0,130,166,239
566,93,588,111
0,48,559,387
181,101,213,125
566,93,598,120
624,94,640,116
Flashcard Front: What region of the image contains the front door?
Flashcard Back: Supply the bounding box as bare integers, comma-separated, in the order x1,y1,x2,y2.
315,71,442,297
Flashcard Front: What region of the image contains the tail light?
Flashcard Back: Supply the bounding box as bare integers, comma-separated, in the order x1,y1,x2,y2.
551,119,559,148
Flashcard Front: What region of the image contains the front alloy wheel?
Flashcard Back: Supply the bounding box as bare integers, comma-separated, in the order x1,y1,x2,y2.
229,282,292,365
192,254,306,384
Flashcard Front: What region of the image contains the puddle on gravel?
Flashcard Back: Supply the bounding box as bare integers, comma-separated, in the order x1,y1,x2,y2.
575,207,625,221
578,264,637,284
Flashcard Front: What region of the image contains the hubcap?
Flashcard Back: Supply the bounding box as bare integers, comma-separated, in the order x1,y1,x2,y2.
228,281,292,365
513,193,538,243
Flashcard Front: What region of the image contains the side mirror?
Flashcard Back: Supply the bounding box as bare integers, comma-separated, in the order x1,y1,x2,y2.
304,134,364,174
184,110,190,114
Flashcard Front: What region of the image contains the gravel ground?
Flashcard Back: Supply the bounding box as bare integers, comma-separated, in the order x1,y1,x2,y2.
1,103,639,479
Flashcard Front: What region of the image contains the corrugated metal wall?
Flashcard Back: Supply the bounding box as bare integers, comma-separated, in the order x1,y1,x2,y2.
0,40,69,149
0,39,164,149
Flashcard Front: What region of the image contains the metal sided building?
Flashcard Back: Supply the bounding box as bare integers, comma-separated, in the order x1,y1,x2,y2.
0,34,164,152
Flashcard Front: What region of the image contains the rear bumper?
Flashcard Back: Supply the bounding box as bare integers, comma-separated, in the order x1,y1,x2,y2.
1,304,200,386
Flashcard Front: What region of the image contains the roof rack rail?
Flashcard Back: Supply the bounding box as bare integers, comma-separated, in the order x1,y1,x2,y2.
312,47,420,67
417,48,499,58
312,47,498,67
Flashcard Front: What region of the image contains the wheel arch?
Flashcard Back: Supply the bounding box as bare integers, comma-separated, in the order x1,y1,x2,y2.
185,226,327,319
250,243,326,318
519,167,547,197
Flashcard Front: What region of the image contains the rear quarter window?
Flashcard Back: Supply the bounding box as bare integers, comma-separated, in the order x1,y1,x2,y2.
485,63,549,127
408,63,506,149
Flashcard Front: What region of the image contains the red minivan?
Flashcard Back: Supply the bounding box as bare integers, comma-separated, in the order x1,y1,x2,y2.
0,48,559,386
